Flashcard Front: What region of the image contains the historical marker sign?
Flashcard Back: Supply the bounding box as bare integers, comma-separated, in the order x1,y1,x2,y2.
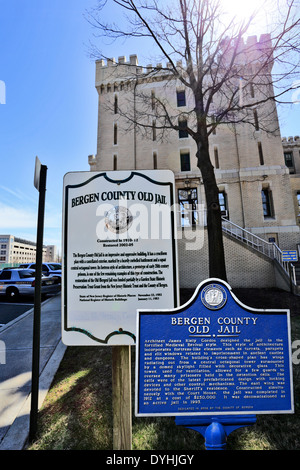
136,279,294,416
62,170,179,346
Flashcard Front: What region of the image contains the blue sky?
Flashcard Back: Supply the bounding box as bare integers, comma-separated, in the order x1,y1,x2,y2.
0,0,299,257
0,0,100,252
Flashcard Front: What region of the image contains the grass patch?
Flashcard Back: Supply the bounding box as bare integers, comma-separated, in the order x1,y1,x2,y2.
28,347,113,450
27,289,300,451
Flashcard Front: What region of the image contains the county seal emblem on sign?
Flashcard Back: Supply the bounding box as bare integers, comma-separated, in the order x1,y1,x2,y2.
201,283,227,310
105,205,133,234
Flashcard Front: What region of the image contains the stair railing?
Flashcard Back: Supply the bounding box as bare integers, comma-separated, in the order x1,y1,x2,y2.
175,208,296,285
221,217,296,283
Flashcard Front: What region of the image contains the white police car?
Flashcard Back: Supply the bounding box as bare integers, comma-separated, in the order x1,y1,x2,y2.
0,268,58,299
19,262,61,283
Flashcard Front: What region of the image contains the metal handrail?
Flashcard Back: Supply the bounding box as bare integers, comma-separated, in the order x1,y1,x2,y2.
175,208,297,285
221,217,296,284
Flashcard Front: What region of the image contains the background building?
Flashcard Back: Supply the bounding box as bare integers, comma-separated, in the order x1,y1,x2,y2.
44,245,59,263
89,36,300,291
0,235,59,268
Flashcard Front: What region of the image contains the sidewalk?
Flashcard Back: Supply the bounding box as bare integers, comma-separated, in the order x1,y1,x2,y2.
0,293,66,450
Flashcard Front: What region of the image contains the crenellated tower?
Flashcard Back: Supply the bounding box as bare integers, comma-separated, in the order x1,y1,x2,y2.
89,34,299,284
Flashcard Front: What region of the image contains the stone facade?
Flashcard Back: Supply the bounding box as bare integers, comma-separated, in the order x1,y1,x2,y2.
177,228,275,289
88,36,300,288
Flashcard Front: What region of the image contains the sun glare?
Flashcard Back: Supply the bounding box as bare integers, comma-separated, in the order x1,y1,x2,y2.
220,0,276,35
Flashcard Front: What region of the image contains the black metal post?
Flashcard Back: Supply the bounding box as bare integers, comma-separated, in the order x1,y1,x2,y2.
29,164,47,443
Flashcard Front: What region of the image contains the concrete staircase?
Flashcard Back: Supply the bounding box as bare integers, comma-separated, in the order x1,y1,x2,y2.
221,217,299,294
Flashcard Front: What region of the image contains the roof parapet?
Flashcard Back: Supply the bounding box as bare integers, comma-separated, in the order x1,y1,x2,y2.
282,136,300,145
95,33,273,86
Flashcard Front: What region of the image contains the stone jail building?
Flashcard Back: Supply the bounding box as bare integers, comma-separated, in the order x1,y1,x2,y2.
88,35,300,291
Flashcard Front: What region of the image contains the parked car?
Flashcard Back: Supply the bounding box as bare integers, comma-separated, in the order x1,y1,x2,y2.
19,262,61,283
1,266,20,269
0,268,59,300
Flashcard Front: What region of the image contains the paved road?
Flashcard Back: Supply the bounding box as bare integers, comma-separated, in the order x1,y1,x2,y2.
0,289,61,327
0,299,34,327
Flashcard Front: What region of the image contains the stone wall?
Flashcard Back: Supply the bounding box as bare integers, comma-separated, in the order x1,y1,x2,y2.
177,228,275,289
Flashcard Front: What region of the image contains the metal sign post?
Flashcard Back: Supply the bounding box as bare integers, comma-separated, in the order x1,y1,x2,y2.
29,157,47,443
112,345,132,449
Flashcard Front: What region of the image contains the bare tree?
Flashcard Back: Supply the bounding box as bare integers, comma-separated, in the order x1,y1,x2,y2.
86,0,300,281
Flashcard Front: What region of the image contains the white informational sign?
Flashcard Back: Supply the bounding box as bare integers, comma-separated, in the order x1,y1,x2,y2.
62,170,179,346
